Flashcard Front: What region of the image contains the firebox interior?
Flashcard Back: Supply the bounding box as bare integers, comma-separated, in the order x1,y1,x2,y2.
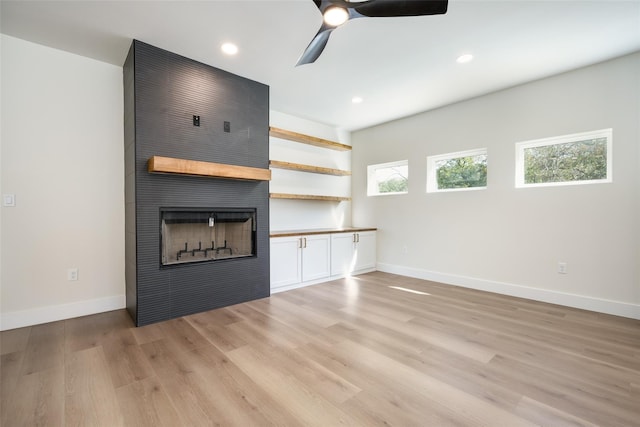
161,209,256,266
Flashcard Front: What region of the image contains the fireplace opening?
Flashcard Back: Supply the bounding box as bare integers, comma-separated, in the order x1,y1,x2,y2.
161,208,256,266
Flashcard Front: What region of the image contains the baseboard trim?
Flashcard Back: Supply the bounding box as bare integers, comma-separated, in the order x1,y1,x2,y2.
1,295,126,331
271,268,377,294
271,277,329,294
376,263,640,320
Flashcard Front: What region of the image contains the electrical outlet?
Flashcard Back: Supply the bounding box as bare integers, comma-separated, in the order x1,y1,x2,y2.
67,268,79,281
402,245,408,254
557,262,567,274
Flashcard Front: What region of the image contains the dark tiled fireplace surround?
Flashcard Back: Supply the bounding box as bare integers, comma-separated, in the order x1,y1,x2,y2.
124,40,270,326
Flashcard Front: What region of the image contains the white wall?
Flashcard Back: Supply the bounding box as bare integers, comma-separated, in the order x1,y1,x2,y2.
269,111,352,231
1,35,125,330
352,53,640,319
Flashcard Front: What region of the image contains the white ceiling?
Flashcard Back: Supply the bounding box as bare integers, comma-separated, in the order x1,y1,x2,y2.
2,0,640,131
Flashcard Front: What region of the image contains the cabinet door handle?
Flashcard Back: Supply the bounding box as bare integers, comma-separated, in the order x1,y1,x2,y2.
299,237,303,249
303,237,307,248
352,233,356,243
356,233,360,243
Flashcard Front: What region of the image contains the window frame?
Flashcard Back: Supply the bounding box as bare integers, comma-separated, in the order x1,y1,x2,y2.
515,128,613,189
426,148,488,193
367,159,409,196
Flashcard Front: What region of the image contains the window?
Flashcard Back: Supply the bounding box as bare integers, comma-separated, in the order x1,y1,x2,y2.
427,148,487,193
367,160,408,196
515,129,612,188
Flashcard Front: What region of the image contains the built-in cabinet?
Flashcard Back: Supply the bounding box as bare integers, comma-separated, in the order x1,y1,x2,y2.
270,229,376,292
269,126,376,292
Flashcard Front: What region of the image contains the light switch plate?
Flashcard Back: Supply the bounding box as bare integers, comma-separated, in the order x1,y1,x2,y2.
3,194,15,207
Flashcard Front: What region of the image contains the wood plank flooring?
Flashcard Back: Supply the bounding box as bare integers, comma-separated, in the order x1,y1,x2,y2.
1,271,639,426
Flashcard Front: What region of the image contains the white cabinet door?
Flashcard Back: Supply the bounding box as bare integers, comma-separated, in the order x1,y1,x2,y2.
331,233,356,277
353,231,376,272
301,234,331,282
270,236,302,289
271,234,331,290
331,231,377,276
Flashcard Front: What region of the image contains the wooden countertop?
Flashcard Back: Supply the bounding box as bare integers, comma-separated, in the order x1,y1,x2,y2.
270,227,377,238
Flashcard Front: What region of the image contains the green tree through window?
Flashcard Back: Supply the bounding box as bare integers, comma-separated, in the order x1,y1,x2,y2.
436,155,487,189
524,138,607,184
368,160,408,196
427,149,487,192
516,129,612,188
377,169,408,193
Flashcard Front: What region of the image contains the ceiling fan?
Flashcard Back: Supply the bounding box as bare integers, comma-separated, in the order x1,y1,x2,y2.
297,0,449,66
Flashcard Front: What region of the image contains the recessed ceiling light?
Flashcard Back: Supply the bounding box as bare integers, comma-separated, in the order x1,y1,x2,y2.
456,54,474,64
351,96,363,104
324,7,349,27
221,43,238,55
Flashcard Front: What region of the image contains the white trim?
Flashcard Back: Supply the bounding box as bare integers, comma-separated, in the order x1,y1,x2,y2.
515,128,613,188
377,262,640,320
426,148,487,193
0,295,126,331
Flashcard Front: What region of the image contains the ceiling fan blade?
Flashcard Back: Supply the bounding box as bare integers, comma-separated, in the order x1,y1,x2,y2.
296,25,335,66
296,0,448,65
353,0,448,17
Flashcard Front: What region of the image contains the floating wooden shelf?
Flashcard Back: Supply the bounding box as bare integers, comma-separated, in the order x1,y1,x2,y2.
270,193,351,202
148,156,271,181
268,127,352,202
269,127,351,151
269,160,351,176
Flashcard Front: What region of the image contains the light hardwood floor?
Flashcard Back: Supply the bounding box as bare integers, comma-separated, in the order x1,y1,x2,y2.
1,271,639,426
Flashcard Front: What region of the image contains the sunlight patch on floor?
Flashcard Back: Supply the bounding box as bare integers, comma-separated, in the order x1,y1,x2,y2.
388,286,430,296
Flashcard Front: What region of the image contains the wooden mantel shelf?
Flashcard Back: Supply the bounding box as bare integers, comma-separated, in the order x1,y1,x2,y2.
269,127,352,151
270,193,351,202
269,160,351,176
148,156,271,181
